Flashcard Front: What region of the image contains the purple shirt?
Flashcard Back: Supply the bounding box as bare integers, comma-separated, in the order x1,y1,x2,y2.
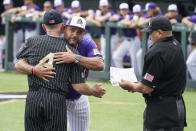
188,15,196,23
142,13,163,18
23,5,40,30
94,10,117,35
118,14,137,37
1,11,22,32
66,36,103,99
62,8,72,20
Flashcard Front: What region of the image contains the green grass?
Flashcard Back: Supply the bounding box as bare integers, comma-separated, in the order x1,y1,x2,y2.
0,72,196,131
0,72,28,92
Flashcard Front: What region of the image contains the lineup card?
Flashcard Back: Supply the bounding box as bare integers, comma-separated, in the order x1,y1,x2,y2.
110,67,138,86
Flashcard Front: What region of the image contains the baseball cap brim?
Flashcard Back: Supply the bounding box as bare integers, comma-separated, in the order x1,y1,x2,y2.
66,25,86,31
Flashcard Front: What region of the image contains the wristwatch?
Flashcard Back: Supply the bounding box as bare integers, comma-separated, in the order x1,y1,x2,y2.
74,55,80,63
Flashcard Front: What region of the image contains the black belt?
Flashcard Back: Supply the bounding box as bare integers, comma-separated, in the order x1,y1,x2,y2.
145,95,182,103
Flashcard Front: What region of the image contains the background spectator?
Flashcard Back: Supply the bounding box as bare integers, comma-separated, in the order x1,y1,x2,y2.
165,4,183,24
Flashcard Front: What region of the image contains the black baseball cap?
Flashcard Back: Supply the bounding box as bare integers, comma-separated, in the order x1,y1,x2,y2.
142,16,172,33
43,9,63,25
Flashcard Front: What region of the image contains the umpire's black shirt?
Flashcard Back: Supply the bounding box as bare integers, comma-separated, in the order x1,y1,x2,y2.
142,36,186,98
17,35,85,94
141,36,187,129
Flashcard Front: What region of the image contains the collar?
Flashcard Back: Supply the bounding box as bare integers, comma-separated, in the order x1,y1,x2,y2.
155,36,174,44
47,34,62,38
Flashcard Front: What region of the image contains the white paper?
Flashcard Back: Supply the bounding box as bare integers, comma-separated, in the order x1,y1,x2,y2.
110,67,137,86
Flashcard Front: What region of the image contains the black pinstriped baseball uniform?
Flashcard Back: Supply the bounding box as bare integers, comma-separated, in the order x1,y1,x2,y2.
17,35,85,131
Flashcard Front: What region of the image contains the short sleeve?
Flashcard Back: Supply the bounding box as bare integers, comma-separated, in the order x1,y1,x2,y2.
118,15,124,21
87,40,103,58
34,6,40,11
129,14,134,20
106,10,115,21
188,15,196,23
70,63,85,84
141,54,165,88
16,39,31,62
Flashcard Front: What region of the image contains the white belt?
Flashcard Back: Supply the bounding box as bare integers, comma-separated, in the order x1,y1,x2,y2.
124,36,136,41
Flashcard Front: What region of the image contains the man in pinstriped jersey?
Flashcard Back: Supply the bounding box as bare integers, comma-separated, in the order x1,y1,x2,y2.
15,10,106,131
16,15,104,131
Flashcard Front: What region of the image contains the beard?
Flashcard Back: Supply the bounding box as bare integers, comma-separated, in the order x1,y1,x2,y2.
67,37,79,45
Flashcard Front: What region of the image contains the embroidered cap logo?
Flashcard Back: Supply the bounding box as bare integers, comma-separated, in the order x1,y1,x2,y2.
49,20,55,24
77,19,83,26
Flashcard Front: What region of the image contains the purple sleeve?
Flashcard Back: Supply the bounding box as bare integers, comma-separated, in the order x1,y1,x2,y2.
118,15,124,21
34,5,40,11
106,10,116,21
106,10,115,21
16,39,31,62
188,15,196,23
87,39,103,58
110,10,115,15
142,14,149,18
65,8,72,13
129,14,134,20
154,13,164,17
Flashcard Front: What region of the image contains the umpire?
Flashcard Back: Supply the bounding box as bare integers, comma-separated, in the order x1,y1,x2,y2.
16,9,85,131
119,16,187,131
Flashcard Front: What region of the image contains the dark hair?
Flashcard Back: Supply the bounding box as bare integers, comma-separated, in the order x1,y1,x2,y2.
44,1,52,5
153,7,162,16
44,1,53,7
32,0,36,4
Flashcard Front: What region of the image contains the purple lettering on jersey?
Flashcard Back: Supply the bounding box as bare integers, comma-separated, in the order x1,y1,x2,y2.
66,36,103,99
188,15,196,23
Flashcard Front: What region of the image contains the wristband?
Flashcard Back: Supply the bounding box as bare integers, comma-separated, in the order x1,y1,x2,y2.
32,67,36,75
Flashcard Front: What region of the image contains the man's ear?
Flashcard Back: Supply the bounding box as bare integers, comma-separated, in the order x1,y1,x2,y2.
61,24,65,31
158,29,163,36
42,24,46,32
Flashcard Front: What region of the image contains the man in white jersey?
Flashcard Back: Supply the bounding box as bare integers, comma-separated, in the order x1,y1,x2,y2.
15,16,104,131
53,16,104,131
